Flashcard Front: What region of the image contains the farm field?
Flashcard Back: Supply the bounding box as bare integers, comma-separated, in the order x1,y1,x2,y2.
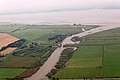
54,46,103,79
11,28,83,44
103,44,120,77
0,33,19,48
0,54,39,68
0,68,25,80
0,25,24,33
53,27,120,79
0,24,98,79
0,25,97,44
0,48,16,55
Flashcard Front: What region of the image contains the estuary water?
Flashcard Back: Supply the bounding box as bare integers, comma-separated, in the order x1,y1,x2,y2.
0,9,120,26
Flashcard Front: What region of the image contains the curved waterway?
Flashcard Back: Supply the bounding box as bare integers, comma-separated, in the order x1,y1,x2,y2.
25,25,120,80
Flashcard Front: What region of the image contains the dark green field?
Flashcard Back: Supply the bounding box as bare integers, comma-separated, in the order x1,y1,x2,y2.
0,68,25,80
104,44,120,77
54,27,120,79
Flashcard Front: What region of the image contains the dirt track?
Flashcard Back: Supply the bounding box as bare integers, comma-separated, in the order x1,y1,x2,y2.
25,25,120,80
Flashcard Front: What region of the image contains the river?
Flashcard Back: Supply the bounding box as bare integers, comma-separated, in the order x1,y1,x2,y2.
25,25,120,80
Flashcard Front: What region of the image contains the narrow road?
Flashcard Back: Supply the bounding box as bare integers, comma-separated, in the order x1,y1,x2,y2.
25,25,120,80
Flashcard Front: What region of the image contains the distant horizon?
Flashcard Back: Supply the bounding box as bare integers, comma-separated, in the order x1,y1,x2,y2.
0,0,120,26
0,0,120,15
0,9,120,26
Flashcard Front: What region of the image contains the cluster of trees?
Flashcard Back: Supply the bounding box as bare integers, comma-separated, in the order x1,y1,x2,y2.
73,23,81,26
12,42,42,56
9,39,26,47
48,35,66,43
55,48,74,69
71,36,86,42
12,41,56,68
0,39,26,52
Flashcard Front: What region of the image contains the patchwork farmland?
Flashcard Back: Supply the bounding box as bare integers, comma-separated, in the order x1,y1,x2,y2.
53,27,120,79
0,24,97,80
0,24,120,80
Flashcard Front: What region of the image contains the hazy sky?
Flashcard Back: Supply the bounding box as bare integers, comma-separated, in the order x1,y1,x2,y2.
0,0,120,14
0,0,120,25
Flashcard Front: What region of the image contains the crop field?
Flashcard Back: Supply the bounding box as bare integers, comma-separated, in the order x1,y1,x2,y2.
0,33,19,48
0,25,24,33
11,28,83,44
0,48,16,55
54,27,120,79
0,68,25,80
0,54,39,68
0,25,97,44
0,33,19,56
66,46,102,69
103,44,120,77
54,46,103,78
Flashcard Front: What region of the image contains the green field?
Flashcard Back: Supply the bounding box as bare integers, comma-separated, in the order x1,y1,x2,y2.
0,54,39,68
54,46,103,78
54,27,120,79
0,68,25,80
103,44,120,77
0,25,98,43
66,46,102,68
0,25,83,43
54,68,102,79
11,28,82,44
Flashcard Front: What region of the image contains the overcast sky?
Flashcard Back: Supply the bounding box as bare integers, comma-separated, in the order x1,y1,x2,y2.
0,0,120,15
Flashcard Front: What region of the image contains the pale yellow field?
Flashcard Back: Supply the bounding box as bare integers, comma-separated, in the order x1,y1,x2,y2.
0,48,17,55
0,33,19,55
